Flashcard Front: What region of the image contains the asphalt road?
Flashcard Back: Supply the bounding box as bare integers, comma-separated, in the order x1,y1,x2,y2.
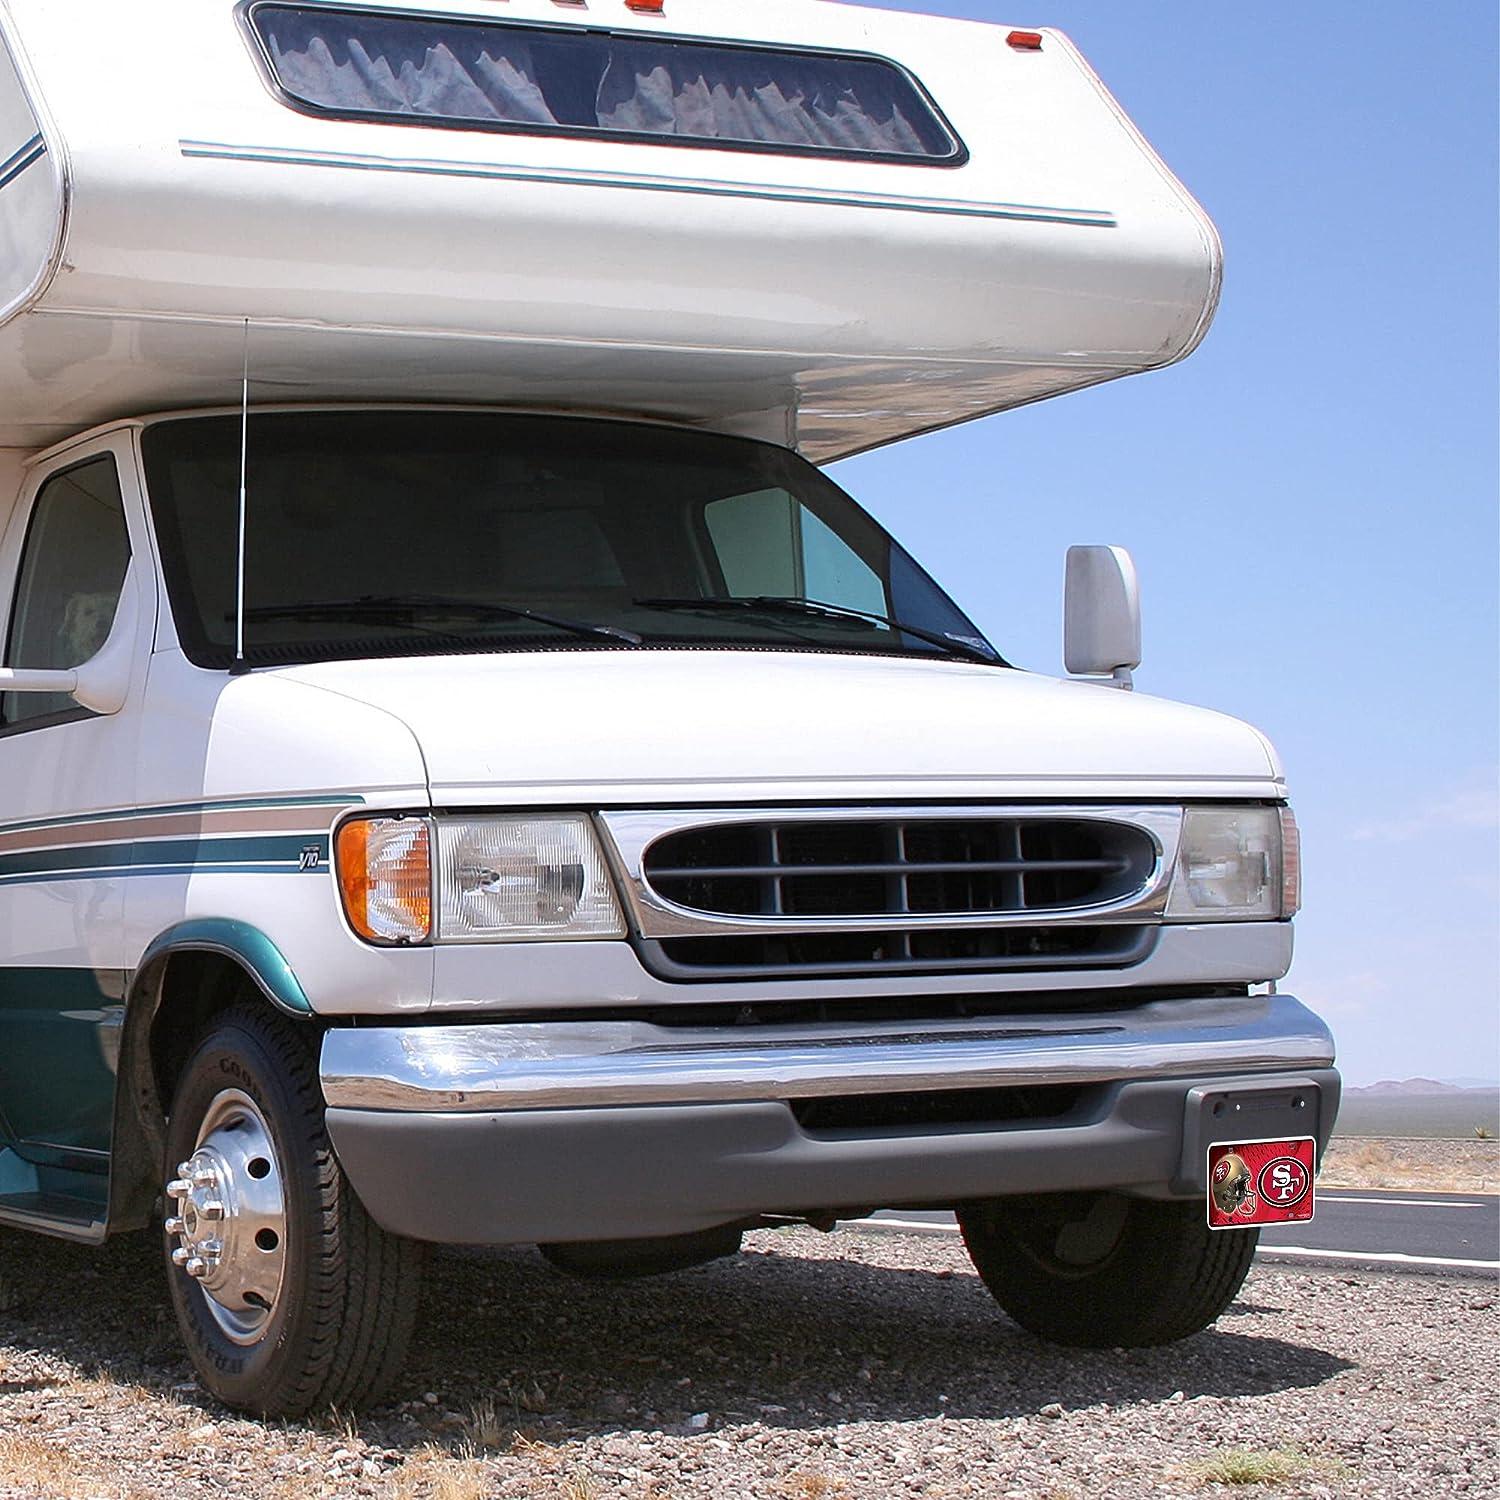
1255,1186,1498,1270
851,1187,1500,1274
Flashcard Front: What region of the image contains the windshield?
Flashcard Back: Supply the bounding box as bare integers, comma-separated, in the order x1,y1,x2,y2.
140,411,999,671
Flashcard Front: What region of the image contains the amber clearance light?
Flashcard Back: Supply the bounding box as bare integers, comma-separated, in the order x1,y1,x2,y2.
336,817,433,944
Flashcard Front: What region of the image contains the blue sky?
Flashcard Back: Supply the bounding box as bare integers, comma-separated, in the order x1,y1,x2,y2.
831,1,1499,1086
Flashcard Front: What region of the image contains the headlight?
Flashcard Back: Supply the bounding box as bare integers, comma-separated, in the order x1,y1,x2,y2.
1165,806,1298,921
335,816,433,945
435,815,625,942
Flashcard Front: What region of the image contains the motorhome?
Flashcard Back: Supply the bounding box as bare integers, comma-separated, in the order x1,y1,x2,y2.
0,0,1337,1415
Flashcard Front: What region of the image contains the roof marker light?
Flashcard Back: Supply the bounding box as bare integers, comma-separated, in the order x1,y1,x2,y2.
626,0,665,12
1007,30,1044,51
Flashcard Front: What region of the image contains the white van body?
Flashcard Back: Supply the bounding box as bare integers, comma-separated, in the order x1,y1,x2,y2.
0,0,1334,1415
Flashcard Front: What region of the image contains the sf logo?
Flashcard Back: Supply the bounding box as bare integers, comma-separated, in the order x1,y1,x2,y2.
1256,1156,1310,1207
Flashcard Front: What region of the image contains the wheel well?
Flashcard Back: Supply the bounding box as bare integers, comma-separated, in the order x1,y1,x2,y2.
148,952,295,1112
107,949,319,1236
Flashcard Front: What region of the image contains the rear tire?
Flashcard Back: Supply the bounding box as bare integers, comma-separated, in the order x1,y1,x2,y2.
162,1003,422,1415
957,1191,1257,1347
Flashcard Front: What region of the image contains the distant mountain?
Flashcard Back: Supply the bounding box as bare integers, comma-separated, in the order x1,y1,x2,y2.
1348,1078,1492,1096
1334,1081,1500,1140
1440,1076,1500,1091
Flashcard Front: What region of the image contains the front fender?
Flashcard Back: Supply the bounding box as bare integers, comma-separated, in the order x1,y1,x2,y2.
131,919,312,1017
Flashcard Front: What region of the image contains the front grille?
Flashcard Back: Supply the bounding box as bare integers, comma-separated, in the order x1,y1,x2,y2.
642,815,1156,920
643,924,1155,980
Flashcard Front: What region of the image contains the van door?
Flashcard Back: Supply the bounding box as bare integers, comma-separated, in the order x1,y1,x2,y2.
0,432,152,1208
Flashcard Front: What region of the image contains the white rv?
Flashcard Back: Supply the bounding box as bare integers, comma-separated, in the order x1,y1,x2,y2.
0,0,1336,1416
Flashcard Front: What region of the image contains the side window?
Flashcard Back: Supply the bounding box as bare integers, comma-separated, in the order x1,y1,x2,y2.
704,489,801,598
1,457,130,728
801,509,887,617
704,488,888,616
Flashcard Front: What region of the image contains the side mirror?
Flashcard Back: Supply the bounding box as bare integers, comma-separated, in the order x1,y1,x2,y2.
0,565,141,715
1064,544,1141,690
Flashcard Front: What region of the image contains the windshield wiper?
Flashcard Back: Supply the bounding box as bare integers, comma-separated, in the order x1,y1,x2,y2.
634,595,1000,664
241,593,643,645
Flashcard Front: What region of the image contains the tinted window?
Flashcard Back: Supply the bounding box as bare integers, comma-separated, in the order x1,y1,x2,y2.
2,457,130,726
705,490,886,617
140,412,995,671
249,4,962,164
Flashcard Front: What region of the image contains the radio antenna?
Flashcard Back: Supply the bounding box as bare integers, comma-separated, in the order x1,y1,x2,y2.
232,318,250,672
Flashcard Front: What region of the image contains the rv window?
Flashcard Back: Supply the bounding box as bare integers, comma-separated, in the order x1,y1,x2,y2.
246,4,962,164
1,457,130,727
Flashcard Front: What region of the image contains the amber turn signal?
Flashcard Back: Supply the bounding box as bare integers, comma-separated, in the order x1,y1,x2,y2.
335,817,433,944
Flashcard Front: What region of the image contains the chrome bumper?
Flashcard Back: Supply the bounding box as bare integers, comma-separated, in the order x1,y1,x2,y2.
320,992,1335,1114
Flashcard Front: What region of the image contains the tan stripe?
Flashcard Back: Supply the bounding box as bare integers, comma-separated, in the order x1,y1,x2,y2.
0,805,339,858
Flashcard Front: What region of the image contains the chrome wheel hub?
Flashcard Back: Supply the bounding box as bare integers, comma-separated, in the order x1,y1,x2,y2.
165,1088,287,1344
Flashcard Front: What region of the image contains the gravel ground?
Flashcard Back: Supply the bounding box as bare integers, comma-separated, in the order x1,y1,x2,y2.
0,1225,1493,1500
1319,1138,1496,1193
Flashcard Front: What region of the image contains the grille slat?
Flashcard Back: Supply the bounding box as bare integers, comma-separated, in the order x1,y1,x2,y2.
885,821,909,920
647,858,1126,879
765,826,784,917
1002,818,1024,914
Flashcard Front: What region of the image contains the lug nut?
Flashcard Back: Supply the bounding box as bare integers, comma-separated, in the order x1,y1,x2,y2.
176,1160,193,1177
171,1246,191,1267
201,1239,224,1264
185,1257,207,1279
165,1216,185,1235
191,1167,217,1188
166,1178,191,1198
200,1200,226,1221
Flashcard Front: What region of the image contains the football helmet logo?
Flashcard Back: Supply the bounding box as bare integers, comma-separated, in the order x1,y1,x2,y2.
1211,1151,1252,1215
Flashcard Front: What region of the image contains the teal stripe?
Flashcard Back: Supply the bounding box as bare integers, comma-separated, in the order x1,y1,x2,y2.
131,835,331,868
179,139,1119,228
0,835,330,885
0,793,362,839
0,844,137,878
0,135,45,192
0,865,320,889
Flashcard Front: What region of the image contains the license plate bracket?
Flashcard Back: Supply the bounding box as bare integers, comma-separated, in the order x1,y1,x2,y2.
1207,1136,1316,1228
1177,1076,1326,1195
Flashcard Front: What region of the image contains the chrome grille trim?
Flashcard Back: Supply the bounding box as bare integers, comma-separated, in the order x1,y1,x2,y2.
598,806,1182,941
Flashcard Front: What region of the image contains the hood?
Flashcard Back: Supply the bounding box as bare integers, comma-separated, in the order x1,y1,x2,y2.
279,649,1283,806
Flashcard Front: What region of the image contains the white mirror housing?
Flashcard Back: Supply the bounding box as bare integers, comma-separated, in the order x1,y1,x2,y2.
1064,544,1141,689
0,565,140,715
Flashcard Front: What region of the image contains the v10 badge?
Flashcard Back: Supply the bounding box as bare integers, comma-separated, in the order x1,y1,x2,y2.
1207,1136,1317,1229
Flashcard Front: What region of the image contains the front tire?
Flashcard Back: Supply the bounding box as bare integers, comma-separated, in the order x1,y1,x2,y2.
162,1004,421,1415
957,1191,1257,1348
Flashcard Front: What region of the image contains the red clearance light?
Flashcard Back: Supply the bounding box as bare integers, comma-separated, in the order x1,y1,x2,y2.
626,0,666,11
1007,30,1044,50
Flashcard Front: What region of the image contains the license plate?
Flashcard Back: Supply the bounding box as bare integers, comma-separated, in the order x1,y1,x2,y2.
1207,1136,1316,1228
